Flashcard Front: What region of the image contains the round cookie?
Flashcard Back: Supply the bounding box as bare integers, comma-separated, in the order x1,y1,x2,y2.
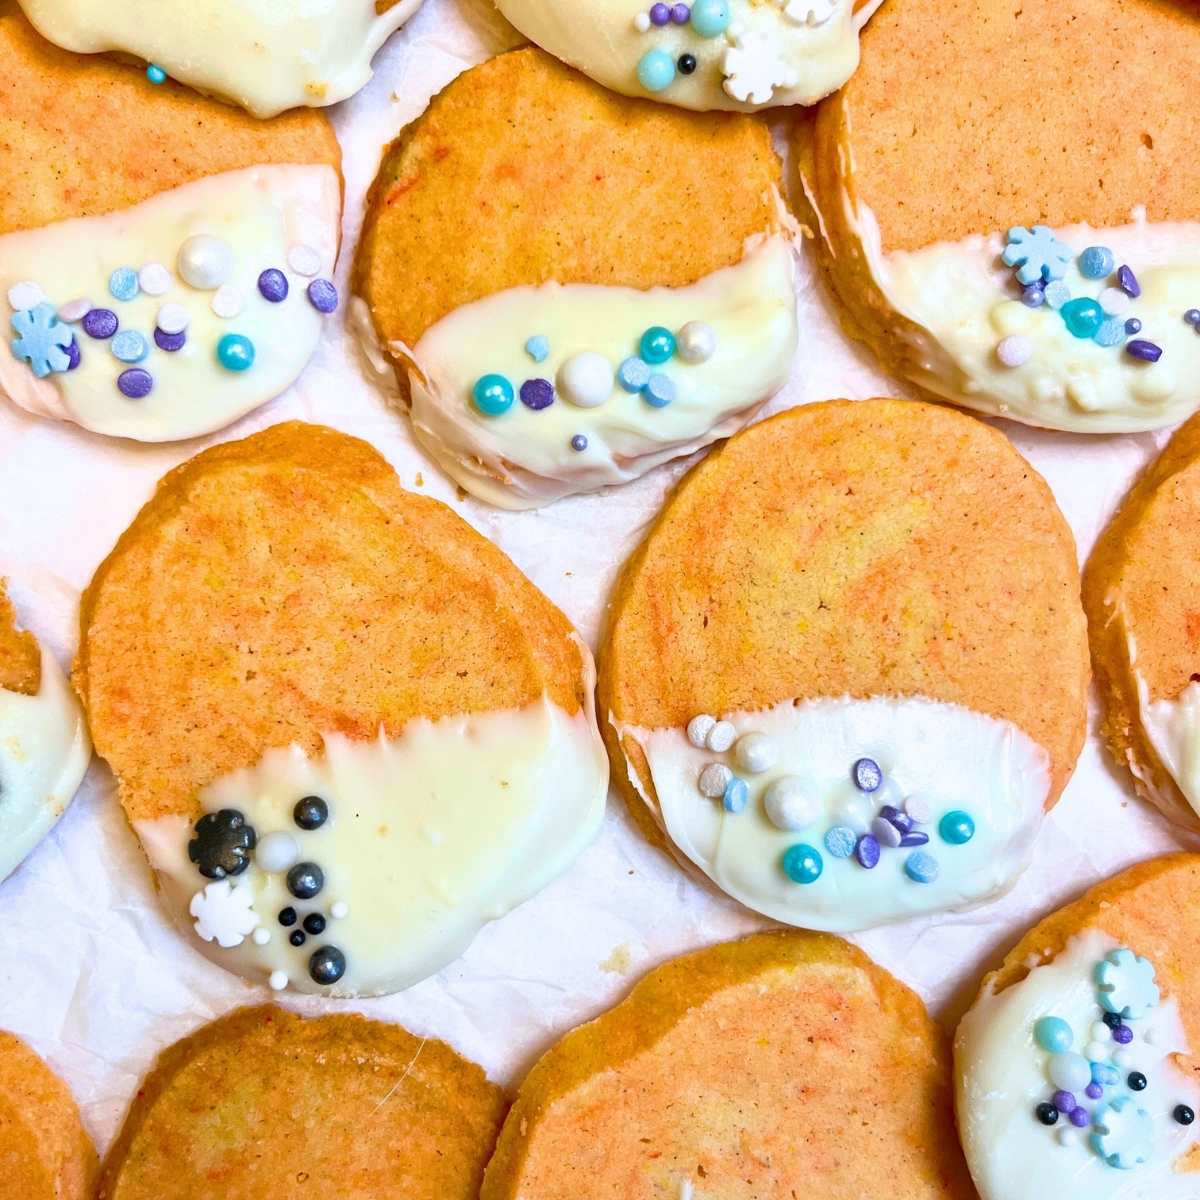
16,0,419,117
494,0,880,113
599,398,1088,931
481,929,973,1198
1084,412,1200,833
0,579,91,883
798,0,1200,434
76,421,608,997
353,47,799,508
97,1005,505,1200
0,1030,96,1200
0,4,344,442
955,855,1200,1200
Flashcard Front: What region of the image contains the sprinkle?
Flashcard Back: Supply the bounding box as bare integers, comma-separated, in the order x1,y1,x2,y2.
1049,1052,1092,1093
698,762,732,798
146,64,167,84
904,850,939,883
1093,318,1126,348
686,714,716,748
64,338,80,370
1061,296,1104,339
1091,1063,1119,1086
650,1,671,21
734,731,777,774
156,303,190,334
257,269,289,303
678,53,698,75
1020,281,1046,308
618,356,652,393
1086,1083,1103,1100
938,810,975,844
1085,1040,1110,1063
212,285,244,318
902,793,933,824
331,901,349,920
690,0,732,37
1186,309,1200,327
763,777,817,831
640,326,677,365
634,10,651,29
1053,1090,1077,1115
1116,264,1141,298
520,377,555,410
1112,1024,1134,1044
1044,281,1071,310
216,333,255,372
706,720,736,752
138,263,172,296
1098,287,1131,316
899,830,930,847
256,831,299,874
643,374,676,408
252,927,271,945
525,335,550,363
287,244,322,277
637,48,677,91
1035,1102,1059,1126
852,757,882,792
996,334,1033,367
871,815,903,848
9,303,73,376
1068,1107,1089,1128
570,434,588,452
82,308,118,339
117,368,154,399
1078,246,1115,279
269,970,288,991
111,330,149,363
1002,225,1073,285
722,776,749,814
7,281,46,311
823,826,857,858
855,833,880,869
670,2,690,21
1126,339,1163,363
1124,318,1142,336
57,298,92,323
1035,1017,1074,1053
306,279,338,314
177,235,234,290
781,843,823,884
472,374,515,416
677,320,717,363
557,351,613,408
1175,1105,1195,1126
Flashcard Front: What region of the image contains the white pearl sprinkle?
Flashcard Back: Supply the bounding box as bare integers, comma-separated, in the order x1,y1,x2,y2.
268,970,289,991
902,792,934,824
706,720,736,753
331,901,349,920
557,351,614,409
1086,1040,1110,1063
287,244,322,277
7,281,46,312
698,762,733,798
256,830,300,874
1099,287,1131,316
138,262,172,296
1091,1021,1112,1042
676,321,717,364
686,714,716,749
177,234,234,290
996,334,1034,367
734,731,777,774
57,298,93,323
211,284,244,319
156,303,190,335
763,776,818,831
252,927,271,946
634,11,651,30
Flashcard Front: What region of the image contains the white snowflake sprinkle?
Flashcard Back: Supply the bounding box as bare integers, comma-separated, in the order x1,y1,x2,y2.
722,31,800,105
190,880,260,948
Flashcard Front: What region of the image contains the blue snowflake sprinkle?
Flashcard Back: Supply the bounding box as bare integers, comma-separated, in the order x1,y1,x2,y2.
1003,225,1075,286
10,302,74,377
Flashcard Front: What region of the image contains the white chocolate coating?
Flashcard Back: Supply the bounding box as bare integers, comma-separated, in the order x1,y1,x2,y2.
135,689,609,997
956,930,1200,1200
1137,674,1200,823
852,202,1200,433
613,693,1050,932
373,235,797,509
16,0,423,118
0,165,340,443
0,646,91,882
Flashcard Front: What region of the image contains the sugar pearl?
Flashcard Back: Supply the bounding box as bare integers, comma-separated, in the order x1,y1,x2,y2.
634,11,651,30
252,928,271,946
686,714,717,749
997,334,1033,367
1086,1040,1110,1063
676,321,717,364
763,776,818,831
139,262,172,296
706,720,736,753
1049,1052,1092,1093
268,970,289,991
1091,1022,1111,1042
331,901,349,920
177,235,234,290
734,731,777,774
256,831,300,873
698,762,733,798
557,352,613,408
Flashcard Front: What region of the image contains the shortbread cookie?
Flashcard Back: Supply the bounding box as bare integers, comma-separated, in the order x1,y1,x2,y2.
799,0,1200,433
98,1005,504,1200
956,855,1200,1200
0,581,91,883
600,399,1088,931
482,930,972,1198
353,48,798,508
1084,413,1200,832
494,0,879,113
76,422,607,996
0,1030,96,1200
0,6,343,442
16,0,418,117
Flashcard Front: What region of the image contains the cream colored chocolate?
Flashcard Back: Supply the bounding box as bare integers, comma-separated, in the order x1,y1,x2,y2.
16,0,422,117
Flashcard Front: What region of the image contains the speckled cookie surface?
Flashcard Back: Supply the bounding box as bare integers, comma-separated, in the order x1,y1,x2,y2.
0,580,40,695
97,1005,505,1200
353,46,786,354
1084,413,1200,830
0,1030,97,1200
481,930,973,1199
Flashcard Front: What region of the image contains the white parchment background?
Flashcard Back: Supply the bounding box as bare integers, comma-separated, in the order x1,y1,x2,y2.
1,0,1195,1157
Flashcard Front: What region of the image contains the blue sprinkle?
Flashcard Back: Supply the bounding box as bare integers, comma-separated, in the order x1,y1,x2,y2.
108,267,140,302
722,777,749,814
1021,281,1046,308
823,826,856,859
1091,1062,1120,1086
1079,246,1115,280
570,434,588,452
1044,281,1071,310
1125,318,1142,336
111,329,149,363
525,335,550,364
643,373,675,408
1035,1016,1074,1053
1117,264,1141,298
146,64,167,84
1094,317,1125,347
852,757,882,792
904,850,939,884
618,356,652,393
9,303,74,377
782,843,823,885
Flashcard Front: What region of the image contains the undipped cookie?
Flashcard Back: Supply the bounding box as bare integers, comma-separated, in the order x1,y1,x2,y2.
353,47,798,508
600,399,1088,931
75,421,608,996
97,1005,505,1200
0,4,343,441
799,0,1200,433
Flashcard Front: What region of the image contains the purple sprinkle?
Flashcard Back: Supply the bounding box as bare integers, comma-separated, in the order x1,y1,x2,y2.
1085,1083,1103,1100
154,327,186,352
1053,1090,1077,1115
855,834,880,870
117,367,153,399
1117,264,1141,298
570,434,588,452
879,805,913,834
1069,1107,1090,1128
649,2,670,22
1186,308,1200,327
853,757,882,792
1113,1024,1134,1044
64,338,81,371
82,308,118,339
899,830,930,847
670,2,690,21
1021,281,1046,308
258,268,289,303
520,377,555,410
1126,339,1162,363
1125,318,1142,336
306,279,338,314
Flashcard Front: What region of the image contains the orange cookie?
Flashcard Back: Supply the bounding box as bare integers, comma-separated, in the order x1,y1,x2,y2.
600,398,1088,931
481,930,973,1199
956,855,1200,1200
98,1005,505,1200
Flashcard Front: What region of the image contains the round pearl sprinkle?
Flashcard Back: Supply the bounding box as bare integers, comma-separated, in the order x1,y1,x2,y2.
781,843,823,885
637,49,676,92
294,796,328,829
557,352,614,408
698,762,733,799
472,374,515,416
304,913,327,936
1086,1083,1103,1100
1175,1105,1196,1126
1035,1102,1059,1126
287,244,322,277
7,281,46,311
255,831,299,873
156,303,190,335
117,368,153,399
287,862,324,900
57,298,92,323
146,64,167,84
640,326,677,365
706,720,736,753
677,321,717,363
154,326,186,352
1125,318,1142,336
1092,1062,1119,1086
690,0,731,36
1127,1071,1147,1091
939,810,975,845
257,269,289,303
1068,1107,1089,1129
855,834,880,870
211,285,244,319
217,333,256,373
678,53,698,75
722,777,749,814
1079,246,1115,279
1098,287,1131,316
670,2,690,20
643,374,675,408
520,378,555,410
1094,318,1125,348
307,279,338,314
570,434,588,452
1044,281,1071,310
138,263,172,296
111,330,148,364
1052,1090,1077,1115
687,714,716,748
823,826,856,859
1185,308,1200,326
1126,339,1163,363
252,927,271,946
634,11,651,30
852,757,882,792
269,970,288,991
763,776,818,831
1061,297,1104,339
525,335,550,363
331,901,350,920
108,267,140,302
1113,1024,1134,1045
903,793,934,824
82,308,118,339
1049,1052,1092,1094
871,815,903,849
1092,1020,1112,1040
996,334,1033,367
618,356,652,393
310,946,347,986
1035,1016,1074,1053
1117,264,1141,298
1021,282,1046,308
650,2,671,22
734,731,777,774
177,234,234,290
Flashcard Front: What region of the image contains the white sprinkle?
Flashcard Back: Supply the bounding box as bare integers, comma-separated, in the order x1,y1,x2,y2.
634,11,651,30
706,720,736,753
996,334,1034,367
287,244,322,277
734,731,777,774
1086,1040,1110,1063
557,351,614,409
138,262,172,296
331,901,349,920
7,281,46,312
1091,1021,1112,1042
902,792,934,824
256,830,299,874
1098,286,1131,316
156,303,190,334
763,776,819,831
57,297,93,323
677,320,717,364
268,970,289,991
252,928,271,946
698,762,733,798
177,234,234,290
211,284,244,319
686,714,717,749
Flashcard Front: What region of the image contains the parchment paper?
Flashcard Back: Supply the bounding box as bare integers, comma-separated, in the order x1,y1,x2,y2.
0,0,1194,1155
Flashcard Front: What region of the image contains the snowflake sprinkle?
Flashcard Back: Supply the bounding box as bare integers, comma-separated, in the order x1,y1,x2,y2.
1095,948,1160,1020
1091,1095,1155,1170
722,31,800,105
10,302,74,378
1002,226,1075,286
190,879,260,949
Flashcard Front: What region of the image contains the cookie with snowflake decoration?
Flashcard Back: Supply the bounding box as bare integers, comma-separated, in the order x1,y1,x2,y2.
481,930,972,1198
76,421,608,997
0,4,343,441
15,0,418,117
495,0,880,112
0,1030,96,1199
599,398,1088,932
97,1005,504,1200
352,47,799,508
798,0,1200,433
956,854,1200,1200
